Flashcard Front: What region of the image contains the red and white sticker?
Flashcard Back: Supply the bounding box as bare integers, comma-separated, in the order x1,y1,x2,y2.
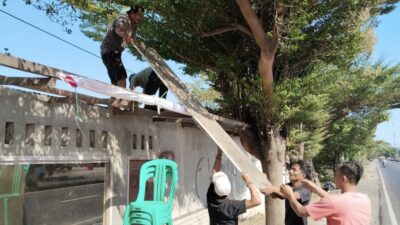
64,75,78,88
57,72,78,88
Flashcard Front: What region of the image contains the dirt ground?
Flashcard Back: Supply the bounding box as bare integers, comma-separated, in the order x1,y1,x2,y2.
239,210,326,225
240,213,264,225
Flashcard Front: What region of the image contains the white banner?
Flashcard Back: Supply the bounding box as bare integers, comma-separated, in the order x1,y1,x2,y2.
56,71,189,115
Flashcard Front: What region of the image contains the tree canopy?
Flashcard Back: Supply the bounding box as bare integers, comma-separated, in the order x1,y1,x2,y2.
10,0,400,193
5,0,400,224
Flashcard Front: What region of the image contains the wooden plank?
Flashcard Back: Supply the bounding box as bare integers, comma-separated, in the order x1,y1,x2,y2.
0,53,248,128
46,96,74,104
108,99,132,108
0,53,77,78
133,41,269,187
0,75,56,86
212,114,251,129
11,84,136,109
21,85,104,105
153,117,244,133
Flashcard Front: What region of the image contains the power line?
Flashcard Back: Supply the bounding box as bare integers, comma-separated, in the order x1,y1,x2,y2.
1,9,136,74
0,9,102,59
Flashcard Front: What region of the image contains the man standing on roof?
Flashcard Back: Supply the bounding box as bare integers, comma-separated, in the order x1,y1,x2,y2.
129,67,168,110
207,147,261,225
100,5,144,88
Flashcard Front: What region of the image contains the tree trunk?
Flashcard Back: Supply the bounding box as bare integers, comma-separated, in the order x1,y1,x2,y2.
259,53,275,96
262,128,286,225
298,142,305,159
288,141,305,162
308,160,321,186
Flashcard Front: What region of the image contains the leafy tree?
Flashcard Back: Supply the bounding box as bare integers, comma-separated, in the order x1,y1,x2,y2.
313,60,400,172
185,73,222,110
376,141,399,158
4,0,400,224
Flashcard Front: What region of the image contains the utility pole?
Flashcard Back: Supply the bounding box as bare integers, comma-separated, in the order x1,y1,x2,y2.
392,120,399,159
393,130,396,158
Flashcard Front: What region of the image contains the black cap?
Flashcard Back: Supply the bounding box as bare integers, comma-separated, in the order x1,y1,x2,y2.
127,5,145,14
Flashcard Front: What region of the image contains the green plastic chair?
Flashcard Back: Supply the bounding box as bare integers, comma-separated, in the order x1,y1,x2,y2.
0,164,29,225
123,159,179,225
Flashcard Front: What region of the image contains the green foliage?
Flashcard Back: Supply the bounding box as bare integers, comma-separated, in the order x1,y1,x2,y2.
185,73,221,110
310,60,400,171
372,141,398,159
314,109,387,179
6,0,400,183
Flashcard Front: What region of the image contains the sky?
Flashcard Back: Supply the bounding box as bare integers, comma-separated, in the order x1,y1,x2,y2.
371,6,400,148
0,1,399,147
0,1,193,100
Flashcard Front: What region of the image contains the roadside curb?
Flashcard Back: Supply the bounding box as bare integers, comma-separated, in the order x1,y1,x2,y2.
357,161,380,225
377,161,399,225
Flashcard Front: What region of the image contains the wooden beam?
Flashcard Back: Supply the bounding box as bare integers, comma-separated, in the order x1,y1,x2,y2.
108,99,132,108
213,115,251,129
0,75,56,86
114,107,192,118
45,96,72,104
0,54,251,129
154,111,191,118
133,40,268,186
21,85,104,105
0,53,80,78
152,117,188,123
178,118,239,133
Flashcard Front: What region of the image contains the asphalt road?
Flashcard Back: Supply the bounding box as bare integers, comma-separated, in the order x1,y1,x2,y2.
24,183,104,225
379,160,400,225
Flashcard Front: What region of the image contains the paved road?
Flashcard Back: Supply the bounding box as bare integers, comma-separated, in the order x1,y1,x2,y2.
379,160,400,225
24,183,104,225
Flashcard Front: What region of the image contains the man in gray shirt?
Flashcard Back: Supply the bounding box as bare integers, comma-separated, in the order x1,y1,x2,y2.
129,67,168,110
101,5,144,89
261,160,312,225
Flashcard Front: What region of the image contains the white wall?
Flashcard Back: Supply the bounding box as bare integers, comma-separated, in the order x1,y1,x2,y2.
0,87,265,224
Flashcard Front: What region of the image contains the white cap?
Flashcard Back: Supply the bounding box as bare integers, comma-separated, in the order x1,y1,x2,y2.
212,171,231,196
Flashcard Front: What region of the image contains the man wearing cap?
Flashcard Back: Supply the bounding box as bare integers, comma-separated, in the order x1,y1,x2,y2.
100,5,144,89
207,147,261,225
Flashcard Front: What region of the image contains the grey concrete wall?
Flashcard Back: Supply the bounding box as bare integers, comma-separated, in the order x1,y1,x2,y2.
0,87,264,224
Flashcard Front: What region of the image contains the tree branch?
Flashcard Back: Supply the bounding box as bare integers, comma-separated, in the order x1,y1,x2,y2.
270,21,279,52
239,129,263,160
199,23,252,38
390,102,400,109
236,0,279,97
169,48,215,71
236,0,273,52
